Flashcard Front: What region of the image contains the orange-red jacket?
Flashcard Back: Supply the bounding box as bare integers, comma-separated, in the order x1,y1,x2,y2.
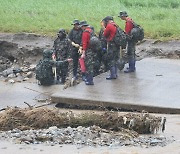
103,22,117,42
82,27,93,51
125,17,134,34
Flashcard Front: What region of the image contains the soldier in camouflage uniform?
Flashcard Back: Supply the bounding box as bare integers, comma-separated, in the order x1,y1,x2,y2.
68,19,82,80
118,11,136,73
98,25,109,72
35,49,71,86
102,16,120,80
79,21,95,85
53,29,71,84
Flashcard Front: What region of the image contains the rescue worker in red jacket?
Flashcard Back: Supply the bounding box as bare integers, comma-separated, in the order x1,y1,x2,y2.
102,16,119,79
79,21,95,85
118,11,136,73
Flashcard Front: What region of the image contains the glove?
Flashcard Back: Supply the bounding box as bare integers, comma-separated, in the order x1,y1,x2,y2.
78,47,83,54
81,50,85,59
71,42,80,48
102,48,107,53
52,53,56,60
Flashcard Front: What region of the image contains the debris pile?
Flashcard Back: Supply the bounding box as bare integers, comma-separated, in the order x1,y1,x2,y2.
0,107,163,134
0,107,172,147
0,126,173,147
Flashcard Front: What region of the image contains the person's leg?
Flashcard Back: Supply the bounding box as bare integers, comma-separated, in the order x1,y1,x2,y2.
84,49,94,85
124,40,136,73
106,43,117,80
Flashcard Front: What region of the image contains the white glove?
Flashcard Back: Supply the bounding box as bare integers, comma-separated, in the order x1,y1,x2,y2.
78,47,83,54
71,42,80,48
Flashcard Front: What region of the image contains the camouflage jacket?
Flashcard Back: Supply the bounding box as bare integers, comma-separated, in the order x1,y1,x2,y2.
53,37,71,60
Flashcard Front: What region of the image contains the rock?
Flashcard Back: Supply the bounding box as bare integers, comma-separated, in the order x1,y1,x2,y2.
8,73,16,78
26,71,33,78
16,75,24,82
2,68,13,77
23,77,29,81
48,126,58,131
21,67,29,72
8,79,15,83
29,64,36,71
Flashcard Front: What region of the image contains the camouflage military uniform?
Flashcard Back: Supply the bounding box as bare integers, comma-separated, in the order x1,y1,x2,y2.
53,30,71,83
98,28,108,72
107,41,120,69
36,50,66,86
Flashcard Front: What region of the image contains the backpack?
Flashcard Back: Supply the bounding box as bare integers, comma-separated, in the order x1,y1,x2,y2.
85,29,102,51
113,26,127,49
131,22,144,41
35,59,51,81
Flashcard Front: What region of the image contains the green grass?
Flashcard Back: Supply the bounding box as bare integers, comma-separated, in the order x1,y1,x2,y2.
0,0,180,39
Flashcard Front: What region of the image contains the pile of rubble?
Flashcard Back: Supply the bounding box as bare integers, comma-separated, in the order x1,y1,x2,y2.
0,65,36,83
0,107,173,147
0,126,174,147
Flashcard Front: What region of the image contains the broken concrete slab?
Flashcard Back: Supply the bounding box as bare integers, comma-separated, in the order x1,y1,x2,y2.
51,58,180,114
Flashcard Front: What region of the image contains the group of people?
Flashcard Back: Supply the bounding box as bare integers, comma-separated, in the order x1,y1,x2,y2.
36,11,138,86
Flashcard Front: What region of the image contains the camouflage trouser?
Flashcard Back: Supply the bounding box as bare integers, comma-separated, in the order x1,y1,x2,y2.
93,51,101,76
127,39,136,60
107,42,120,68
85,48,95,75
56,60,69,80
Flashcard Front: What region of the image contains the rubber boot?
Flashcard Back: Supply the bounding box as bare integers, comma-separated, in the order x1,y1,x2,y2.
124,59,136,73
82,72,87,81
106,66,117,80
61,76,66,84
56,76,61,84
85,73,94,85
115,65,118,78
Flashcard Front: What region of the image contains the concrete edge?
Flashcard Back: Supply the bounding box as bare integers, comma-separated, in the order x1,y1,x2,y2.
51,95,180,114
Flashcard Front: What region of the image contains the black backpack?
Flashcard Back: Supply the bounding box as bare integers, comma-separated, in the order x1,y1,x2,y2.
113,26,127,49
85,29,102,51
131,22,144,41
35,60,50,81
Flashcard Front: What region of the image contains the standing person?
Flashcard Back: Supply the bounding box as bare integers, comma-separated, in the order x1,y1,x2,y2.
102,16,119,80
99,21,108,72
118,11,136,73
53,29,71,84
79,21,95,85
68,19,82,81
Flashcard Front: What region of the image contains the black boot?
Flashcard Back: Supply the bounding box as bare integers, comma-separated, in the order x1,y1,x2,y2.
106,66,117,80
124,59,136,73
85,73,94,85
82,72,87,81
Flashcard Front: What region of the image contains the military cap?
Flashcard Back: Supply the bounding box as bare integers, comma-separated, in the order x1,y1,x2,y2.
118,11,128,17
79,20,89,27
102,16,114,22
71,19,80,25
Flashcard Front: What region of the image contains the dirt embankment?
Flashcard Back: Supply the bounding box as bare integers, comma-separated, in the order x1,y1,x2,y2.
0,33,54,72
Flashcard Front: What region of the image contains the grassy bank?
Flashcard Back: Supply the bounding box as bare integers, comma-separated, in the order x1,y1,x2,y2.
0,0,180,39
